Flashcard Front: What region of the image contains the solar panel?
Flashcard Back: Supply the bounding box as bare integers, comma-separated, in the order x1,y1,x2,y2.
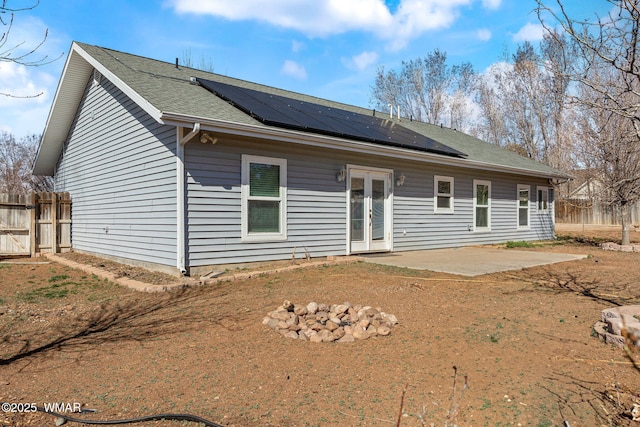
196,78,467,158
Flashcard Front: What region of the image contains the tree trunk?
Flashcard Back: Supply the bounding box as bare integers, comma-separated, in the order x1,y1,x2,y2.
621,202,631,245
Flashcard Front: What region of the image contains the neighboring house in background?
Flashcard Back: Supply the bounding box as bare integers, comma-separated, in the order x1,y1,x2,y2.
556,170,640,225
34,42,569,276
556,169,601,201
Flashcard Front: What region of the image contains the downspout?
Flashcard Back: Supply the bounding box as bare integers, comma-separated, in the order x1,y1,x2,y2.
177,123,200,275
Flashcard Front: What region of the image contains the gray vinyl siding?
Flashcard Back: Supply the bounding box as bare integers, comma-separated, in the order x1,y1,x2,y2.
392,164,552,251
185,140,347,267
54,75,177,267
185,137,555,267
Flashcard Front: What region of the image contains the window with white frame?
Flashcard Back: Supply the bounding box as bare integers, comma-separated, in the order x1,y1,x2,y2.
241,155,287,241
434,175,454,213
517,184,530,229
537,186,549,213
473,180,491,231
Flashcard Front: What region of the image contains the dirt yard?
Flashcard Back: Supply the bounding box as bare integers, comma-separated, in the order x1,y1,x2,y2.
1,225,639,426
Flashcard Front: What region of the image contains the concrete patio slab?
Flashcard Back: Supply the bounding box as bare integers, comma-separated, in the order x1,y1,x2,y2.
361,247,587,276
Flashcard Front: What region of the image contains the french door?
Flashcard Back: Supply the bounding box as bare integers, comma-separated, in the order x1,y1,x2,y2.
349,168,392,253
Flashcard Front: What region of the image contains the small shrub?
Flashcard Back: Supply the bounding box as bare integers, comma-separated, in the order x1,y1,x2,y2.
40,288,69,299
17,282,75,302
505,240,536,248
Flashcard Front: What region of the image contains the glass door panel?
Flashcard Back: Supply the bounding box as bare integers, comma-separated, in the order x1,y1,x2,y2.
371,179,385,241
350,177,365,242
349,170,391,253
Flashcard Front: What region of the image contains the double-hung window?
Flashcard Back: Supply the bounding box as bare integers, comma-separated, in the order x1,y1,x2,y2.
434,175,454,213
473,180,491,231
537,186,549,213
241,155,287,241
517,184,530,229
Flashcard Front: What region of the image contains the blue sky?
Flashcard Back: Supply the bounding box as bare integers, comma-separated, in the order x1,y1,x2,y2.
1,0,614,139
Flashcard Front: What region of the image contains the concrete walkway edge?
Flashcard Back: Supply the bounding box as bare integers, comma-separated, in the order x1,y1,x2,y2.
361,247,588,276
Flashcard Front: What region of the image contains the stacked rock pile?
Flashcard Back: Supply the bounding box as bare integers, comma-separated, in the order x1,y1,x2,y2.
601,242,640,252
262,300,398,343
593,305,640,347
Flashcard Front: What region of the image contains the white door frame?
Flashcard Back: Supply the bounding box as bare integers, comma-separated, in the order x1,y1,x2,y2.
346,165,393,254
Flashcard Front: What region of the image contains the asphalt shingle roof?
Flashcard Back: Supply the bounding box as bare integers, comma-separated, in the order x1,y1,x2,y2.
72,42,569,179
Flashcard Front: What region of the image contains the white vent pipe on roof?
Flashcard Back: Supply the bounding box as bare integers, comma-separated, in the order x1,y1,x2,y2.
387,104,400,119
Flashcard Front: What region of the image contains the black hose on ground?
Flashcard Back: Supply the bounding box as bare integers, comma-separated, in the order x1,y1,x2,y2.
35,407,225,426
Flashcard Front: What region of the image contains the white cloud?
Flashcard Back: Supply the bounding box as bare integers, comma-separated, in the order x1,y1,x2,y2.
0,63,36,100
169,0,475,50
485,60,512,74
0,15,66,138
5,16,66,66
476,28,491,41
169,0,390,36
291,40,305,53
346,51,379,70
513,23,545,42
0,63,54,138
482,0,501,10
281,60,308,80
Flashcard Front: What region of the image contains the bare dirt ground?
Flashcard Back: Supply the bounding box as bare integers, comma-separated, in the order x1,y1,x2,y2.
1,225,640,427
555,223,640,245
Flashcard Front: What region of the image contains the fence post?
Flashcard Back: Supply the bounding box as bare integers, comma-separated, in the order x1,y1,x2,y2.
29,192,37,257
51,191,58,253
57,192,71,253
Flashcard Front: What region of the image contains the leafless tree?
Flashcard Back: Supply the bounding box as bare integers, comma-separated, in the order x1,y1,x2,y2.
181,48,215,72
537,0,640,244
0,132,53,194
1,0,62,98
572,72,640,243
508,43,545,160
540,30,575,171
474,37,575,169
448,62,475,131
371,50,476,131
472,67,510,150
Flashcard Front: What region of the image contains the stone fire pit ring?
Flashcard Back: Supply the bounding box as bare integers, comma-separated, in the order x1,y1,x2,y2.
263,300,398,343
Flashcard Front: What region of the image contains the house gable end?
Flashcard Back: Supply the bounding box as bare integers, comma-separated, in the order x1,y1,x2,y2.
55,68,178,270
34,42,163,176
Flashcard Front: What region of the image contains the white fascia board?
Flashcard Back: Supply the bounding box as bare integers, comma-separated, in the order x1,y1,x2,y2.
161,112,567,180
34,45,84,176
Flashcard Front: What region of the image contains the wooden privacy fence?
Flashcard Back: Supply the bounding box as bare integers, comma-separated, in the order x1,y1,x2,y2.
0,192,71,257
556,198,640,225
